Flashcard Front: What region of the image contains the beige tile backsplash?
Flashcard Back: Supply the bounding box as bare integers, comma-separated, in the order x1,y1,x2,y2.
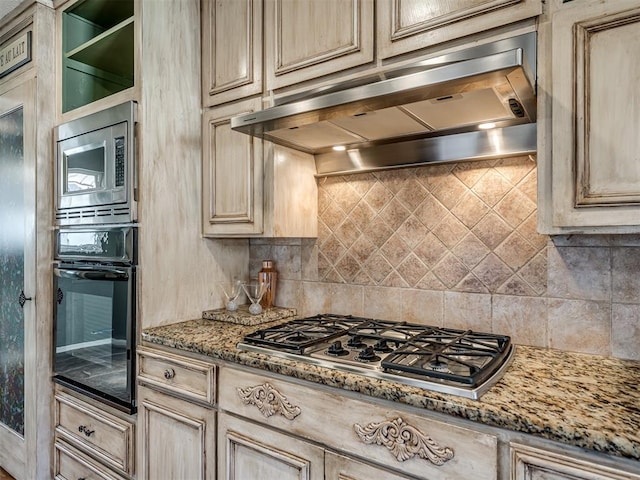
249,155,640,360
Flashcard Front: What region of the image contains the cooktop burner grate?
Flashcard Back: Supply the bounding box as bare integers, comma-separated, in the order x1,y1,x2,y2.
380,328,512,386
243,314,361,353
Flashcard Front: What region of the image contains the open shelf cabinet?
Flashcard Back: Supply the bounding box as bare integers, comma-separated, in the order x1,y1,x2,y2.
61,0,134,113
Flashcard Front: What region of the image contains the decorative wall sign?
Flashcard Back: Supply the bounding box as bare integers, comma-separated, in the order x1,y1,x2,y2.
0,31,31,79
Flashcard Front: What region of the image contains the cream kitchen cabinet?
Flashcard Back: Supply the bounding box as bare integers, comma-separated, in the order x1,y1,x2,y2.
136,348,218,480
138,340,640,480
54,390,135,479
376,0,542,60
137,386,217,480
202,97,317,238
218,365,499,480
218,416,416,480
137,346,217,406
264,0,374,91
201,0,374,101
538,0,640,233
511,443,640,480
218,412,324,479
325,451,415,480
201,0,262,107
54,441,129,480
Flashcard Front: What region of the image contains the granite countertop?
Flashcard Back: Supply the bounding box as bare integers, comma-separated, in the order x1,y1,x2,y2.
142,317,640,461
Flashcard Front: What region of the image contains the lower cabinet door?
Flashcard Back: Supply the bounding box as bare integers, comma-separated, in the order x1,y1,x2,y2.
325,451,413,480
137,386,216,480
218,412,324,480
511,443,640,480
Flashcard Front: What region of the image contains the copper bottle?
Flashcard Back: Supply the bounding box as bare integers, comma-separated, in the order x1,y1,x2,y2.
258,260,277,309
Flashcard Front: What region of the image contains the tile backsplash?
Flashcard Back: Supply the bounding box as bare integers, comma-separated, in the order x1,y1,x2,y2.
249,155,640,360
316,156,544,295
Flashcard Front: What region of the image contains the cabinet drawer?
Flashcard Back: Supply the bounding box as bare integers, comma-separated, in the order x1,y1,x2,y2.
219,367,498,480
54,392,134,475
137,346,217,405
55,440,128,480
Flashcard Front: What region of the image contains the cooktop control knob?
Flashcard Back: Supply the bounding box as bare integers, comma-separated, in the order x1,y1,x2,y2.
327,340,348,356
347,335,365,348
357,346,381,363
374,339,393,353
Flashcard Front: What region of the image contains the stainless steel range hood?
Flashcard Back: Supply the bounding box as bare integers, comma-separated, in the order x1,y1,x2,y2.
231,33,537,176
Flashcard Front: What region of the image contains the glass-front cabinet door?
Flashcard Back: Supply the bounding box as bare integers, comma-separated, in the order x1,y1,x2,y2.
0,100,25,436
0,80,36,479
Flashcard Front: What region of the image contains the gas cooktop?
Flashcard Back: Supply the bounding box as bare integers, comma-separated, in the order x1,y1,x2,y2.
238,314,514,399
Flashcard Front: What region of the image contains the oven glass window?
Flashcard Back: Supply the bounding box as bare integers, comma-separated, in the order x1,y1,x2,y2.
64,144,106,193
58,229,131,261
54,267,133,407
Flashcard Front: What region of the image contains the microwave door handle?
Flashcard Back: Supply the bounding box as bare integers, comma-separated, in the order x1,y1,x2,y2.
54,267,129,281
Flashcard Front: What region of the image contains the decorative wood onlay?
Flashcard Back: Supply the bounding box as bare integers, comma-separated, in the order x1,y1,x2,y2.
273,0,361,75
237,383,301,420
354,417,454,465
574,9,640,206
389,0,522,41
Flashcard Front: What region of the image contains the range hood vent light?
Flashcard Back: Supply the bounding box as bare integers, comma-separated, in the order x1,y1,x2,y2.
231,33,537,176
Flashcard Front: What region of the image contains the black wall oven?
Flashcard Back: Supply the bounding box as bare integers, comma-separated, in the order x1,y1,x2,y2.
53,226,137,413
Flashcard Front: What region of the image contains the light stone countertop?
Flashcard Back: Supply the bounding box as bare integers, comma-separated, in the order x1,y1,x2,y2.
141,317,640,461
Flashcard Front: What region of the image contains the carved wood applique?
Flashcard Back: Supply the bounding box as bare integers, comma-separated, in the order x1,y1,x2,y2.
237,383,301,420
354,417,454,465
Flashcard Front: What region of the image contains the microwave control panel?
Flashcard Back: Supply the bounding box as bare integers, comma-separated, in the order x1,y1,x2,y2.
115,136,125,187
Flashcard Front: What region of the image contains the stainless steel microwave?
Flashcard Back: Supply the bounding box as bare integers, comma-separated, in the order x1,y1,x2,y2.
55,101,137,225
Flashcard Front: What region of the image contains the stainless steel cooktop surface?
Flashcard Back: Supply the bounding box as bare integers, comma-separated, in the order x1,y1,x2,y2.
238,314,514,400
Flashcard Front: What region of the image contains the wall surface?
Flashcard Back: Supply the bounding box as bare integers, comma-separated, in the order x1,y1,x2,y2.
138,0,248,328
250,155,640,360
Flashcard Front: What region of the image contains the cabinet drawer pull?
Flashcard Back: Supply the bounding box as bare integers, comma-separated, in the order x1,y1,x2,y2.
78,425,95,437
164,368,176,379
237,382,301,420
354,417,454,465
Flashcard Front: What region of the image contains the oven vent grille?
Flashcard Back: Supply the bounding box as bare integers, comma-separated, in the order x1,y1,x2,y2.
55,206,134,226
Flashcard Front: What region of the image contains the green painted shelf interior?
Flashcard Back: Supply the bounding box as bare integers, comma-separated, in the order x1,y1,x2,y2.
62,0,134,113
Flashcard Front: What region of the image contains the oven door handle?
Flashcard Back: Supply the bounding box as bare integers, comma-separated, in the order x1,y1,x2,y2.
54,267,130,281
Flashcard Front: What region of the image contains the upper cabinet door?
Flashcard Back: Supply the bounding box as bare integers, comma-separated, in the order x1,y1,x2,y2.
377,0,542,59
202,98,264,237
542,0,640,232
202,0,263,106
265,0,374,91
